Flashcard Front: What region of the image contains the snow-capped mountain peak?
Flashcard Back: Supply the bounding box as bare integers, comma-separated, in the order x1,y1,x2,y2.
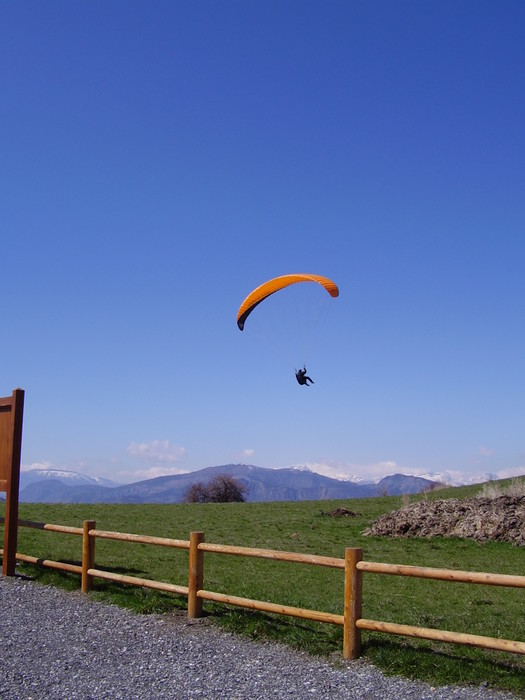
290,463,374,484
20,468,117,489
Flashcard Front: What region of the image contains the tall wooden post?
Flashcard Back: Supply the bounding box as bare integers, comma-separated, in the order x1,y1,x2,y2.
343,546,363,659
81,520,96,592
188,531,204,618
0,389,25,576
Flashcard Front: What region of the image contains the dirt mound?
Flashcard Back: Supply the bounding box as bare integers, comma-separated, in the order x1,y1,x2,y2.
363,495,525,546
322,507,358,517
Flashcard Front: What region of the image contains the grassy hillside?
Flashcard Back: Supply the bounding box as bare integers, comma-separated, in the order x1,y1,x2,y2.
2,479,524,695
427,475,525,501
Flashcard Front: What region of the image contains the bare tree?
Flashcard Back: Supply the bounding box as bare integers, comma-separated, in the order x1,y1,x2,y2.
184,481,209,503
184,474,247,503
207,474,247,502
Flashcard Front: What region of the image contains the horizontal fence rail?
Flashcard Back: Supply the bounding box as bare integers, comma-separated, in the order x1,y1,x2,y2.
197,588,345,626
1,515,524,659
87,568,189,597
198,541,345,568
355,619,525,655
357,560,525,588
90,528,190,549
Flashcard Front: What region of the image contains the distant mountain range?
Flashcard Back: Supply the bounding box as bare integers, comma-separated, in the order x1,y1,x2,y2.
14,464,442,504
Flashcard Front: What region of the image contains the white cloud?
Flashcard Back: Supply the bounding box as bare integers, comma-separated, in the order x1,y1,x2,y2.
288,460,520,487
115,465,189,482
495,465,525,480
230,448,256,462
21,461,53,472
409,470,497,486
290,460,402,483
478,446,495,458
126,440,187,464
291,461,365,482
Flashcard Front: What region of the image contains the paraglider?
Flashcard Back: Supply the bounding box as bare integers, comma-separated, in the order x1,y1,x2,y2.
236,273,339,331
295,366,314,386
236,273,339,384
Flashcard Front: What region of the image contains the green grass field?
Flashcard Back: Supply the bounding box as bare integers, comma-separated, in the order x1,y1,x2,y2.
2,480,524,696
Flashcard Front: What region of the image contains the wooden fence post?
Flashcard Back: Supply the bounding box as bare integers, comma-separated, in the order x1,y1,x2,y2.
0,388,24,576
343,546,363,659
188,531,204,618
81,520,96,593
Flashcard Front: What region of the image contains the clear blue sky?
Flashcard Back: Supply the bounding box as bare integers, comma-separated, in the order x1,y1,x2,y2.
2,1,524,485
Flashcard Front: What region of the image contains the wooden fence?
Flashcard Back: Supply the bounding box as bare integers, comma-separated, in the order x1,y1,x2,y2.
1,516,525,659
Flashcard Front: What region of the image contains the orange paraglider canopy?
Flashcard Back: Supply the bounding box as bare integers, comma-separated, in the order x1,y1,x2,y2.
237,273,339,330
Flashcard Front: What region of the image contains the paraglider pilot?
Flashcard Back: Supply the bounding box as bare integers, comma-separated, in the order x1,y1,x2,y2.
295,366,314,386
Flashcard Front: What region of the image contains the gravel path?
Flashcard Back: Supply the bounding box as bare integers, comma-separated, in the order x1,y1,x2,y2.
0,576,520,700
